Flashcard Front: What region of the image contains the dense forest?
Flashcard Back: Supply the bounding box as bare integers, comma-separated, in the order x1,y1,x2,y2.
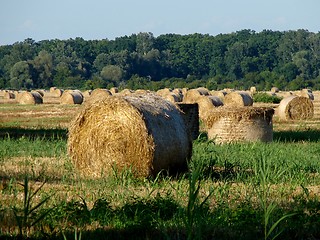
1,29,320,91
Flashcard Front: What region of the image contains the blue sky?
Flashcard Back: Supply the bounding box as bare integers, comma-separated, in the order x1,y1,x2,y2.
1,0,319,45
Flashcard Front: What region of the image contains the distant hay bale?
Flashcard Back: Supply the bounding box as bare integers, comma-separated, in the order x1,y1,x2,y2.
271,87,279,93
32,89,45,97
210,90,227,102
49,87,57,93
250,86,257,94
224,91,253,107
204,107,274,144
183,88,209,103
134,89,153,94
177,103,199,141
299,90,314,100
86,88,112,104
51,88,64,97
118,89,134,96
82,90,92,99
18,91,43,104
60,91,84,105
156,88,172,96
277,95,314,121
68,93,192,178
195,87,210,96
109,87,119,94
3,91,15,99
162,92,182,103
184,91,223,120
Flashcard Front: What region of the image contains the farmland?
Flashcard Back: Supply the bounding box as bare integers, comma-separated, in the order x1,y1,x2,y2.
0,91,320,239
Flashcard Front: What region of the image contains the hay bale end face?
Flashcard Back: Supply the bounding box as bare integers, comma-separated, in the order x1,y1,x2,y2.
68,93,192,178
204,107,274,144
18,91,43,104
277,95,314,121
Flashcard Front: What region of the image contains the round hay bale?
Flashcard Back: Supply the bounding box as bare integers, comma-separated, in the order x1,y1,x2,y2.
49,87,57,93
118,88,134,96
210,90,227,102
156,88,172,96
162,92,181,103
32,89,45,97
3,91,15,99
204,107,274,144
18,91,43,104
60,91,84,105
195,87,210,96
299,90,314,100
68,93,192,178
250,86,257,94
183,88,209,103
271,87,279,93
52,88,64,97
224,91,253,107
109,87,119,94
82,90,92,99
277,95,314,121
91,88,112,97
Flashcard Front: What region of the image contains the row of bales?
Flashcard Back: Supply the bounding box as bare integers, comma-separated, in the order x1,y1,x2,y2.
65,86,314,178
0,86,314,178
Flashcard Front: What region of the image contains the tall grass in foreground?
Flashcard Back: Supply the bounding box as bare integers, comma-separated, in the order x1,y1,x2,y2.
0,135,320,239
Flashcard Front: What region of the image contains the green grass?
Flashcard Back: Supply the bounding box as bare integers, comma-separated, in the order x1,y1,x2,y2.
0,132,320,239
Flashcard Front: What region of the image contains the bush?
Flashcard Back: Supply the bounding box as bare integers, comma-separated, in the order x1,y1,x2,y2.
253,92,283,104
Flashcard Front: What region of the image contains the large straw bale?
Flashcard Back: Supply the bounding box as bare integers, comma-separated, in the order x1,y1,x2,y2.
68,93,192,178
277,95,314,121
224,91,253,107
204,107,274,144
18,91,43,104
60,91,83,104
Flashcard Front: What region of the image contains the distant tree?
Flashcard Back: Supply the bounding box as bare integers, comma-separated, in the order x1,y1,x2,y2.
32,50,53,88
100,65,123,86
9,61,34,89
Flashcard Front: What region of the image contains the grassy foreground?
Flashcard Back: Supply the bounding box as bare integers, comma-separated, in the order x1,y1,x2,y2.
0,130,319,240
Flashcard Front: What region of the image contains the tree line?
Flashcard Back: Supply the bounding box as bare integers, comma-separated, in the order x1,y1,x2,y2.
1,29,320,91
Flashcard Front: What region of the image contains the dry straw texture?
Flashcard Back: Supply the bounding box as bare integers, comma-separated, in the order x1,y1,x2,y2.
3,91,15,99
204,107,274,144
183,88,223,120
224,91,253,107
18,91,43,104
60,91,84,104
277,95,314,121
68,93,192,178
